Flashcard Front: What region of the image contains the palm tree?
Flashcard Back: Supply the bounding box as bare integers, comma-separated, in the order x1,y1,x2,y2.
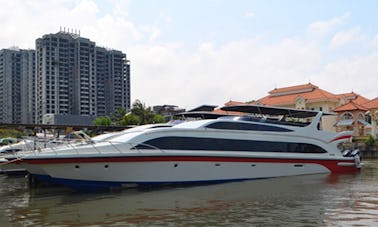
121,100,166,125
131,100,155,125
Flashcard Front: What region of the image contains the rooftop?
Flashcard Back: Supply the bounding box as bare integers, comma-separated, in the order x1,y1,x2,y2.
257,83,338,106
333,101,368,112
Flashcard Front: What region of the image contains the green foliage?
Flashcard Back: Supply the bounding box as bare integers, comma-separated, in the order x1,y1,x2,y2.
365,134,376,146
93,116,112,126
120,113,140,126
131,100,155,125
153,114,166,123
112,107,127,125
0,129,26,138
120,100,167,126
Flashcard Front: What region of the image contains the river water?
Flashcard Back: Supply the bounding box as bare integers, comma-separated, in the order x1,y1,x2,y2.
1,160,377,227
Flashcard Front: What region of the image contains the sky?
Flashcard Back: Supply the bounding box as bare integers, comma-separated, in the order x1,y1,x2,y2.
1,0,378,110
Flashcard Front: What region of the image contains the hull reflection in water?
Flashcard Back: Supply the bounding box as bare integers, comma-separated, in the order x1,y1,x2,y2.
2,160,377,227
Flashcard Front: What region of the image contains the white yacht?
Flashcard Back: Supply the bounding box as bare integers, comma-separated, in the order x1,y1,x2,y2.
8,105,361,190
0,139,35,173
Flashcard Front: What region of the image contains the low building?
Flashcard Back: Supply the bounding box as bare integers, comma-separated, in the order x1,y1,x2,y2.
153,105,185,120
42,114,95,126
333,101,369,136
334,97,378,138
363,98,378,138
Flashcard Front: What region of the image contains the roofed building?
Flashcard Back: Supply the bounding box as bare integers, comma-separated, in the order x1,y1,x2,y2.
333,101,369,136
255,83,339,131
256,83,339,111
225,83,377,136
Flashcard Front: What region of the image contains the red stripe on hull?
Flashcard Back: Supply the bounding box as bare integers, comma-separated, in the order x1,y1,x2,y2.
21,156,359,174
328,135,352,143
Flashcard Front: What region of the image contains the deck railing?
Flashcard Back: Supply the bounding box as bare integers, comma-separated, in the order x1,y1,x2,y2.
1,137,163,166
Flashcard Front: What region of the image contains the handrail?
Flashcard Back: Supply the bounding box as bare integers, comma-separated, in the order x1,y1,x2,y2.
22,141,163,157
1,136,167,161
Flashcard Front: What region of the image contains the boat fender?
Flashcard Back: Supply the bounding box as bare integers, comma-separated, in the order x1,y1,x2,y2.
352,149,362,162
354,153,361,168
351,149,360,157
342,150,351,157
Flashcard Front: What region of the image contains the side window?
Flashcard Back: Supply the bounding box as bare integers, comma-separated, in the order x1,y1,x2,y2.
133,137,327,153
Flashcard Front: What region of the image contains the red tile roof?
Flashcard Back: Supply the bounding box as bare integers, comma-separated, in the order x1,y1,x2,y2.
257,83,338,106
363,97,378,109
218,84,376,114
212,107,241,116
268,83,317,95
336,92,370,105
333,101,368,112
213,100,253,115
223,100,245,106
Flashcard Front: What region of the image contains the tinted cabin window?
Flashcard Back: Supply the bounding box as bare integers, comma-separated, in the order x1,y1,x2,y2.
206,122,292,132
133,137,327,153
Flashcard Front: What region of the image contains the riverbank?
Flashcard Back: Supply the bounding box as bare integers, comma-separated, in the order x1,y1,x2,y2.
344,141,378,158
361,147,378,158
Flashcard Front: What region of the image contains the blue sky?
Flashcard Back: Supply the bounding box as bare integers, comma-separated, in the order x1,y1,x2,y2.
1,0,378,109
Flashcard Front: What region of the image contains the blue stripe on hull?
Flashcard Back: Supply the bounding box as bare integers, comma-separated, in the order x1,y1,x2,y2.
30,174,267,191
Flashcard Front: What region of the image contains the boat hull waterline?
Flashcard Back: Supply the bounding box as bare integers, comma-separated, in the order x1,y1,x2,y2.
19,154,359,190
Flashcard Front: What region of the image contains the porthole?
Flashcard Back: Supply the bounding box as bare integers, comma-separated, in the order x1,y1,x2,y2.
294,164,304,167
174,163,178,167
104,164,109,169
75,165,80,169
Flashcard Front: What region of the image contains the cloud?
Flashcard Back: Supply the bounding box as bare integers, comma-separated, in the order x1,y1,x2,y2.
0,0,102,48
71,0,99,17
1,0,378,110
0,0,152,49
371,34,378,48
129,38,323,108
245,11,255,18
307,13,350,37
83,14,143,48
130,29,378,108
329,27,361,49
312,51,378,99
159,12,172,23
111,0,131,18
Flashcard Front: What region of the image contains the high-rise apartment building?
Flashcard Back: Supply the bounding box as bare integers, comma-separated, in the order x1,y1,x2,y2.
0,48,35,124
35,31,130,123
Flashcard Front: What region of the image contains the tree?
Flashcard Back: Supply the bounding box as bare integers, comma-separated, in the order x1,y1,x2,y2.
93,116,112,126
131,100,154,125
120,100,167,126
120,113,140,126
112,107,127,125
153,114,166,123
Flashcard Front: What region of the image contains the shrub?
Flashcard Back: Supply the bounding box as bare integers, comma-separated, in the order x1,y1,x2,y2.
365,134,376,146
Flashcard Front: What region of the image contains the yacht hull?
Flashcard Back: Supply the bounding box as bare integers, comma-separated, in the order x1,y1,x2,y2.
22,155,359,190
